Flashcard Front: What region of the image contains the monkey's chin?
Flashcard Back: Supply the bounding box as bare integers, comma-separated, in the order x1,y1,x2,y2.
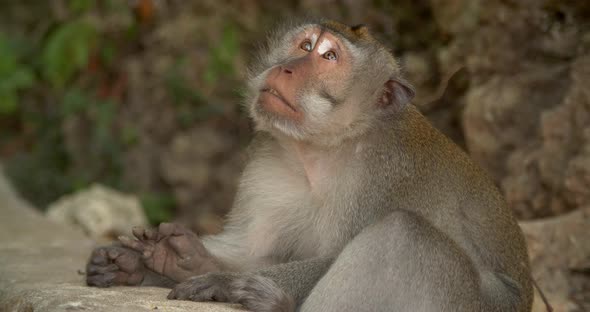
252,103,306,140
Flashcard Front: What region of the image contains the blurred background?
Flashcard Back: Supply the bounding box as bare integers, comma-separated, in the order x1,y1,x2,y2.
0,0,589,310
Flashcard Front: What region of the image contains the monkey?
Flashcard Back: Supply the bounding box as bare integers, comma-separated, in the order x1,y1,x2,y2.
86,18,533,312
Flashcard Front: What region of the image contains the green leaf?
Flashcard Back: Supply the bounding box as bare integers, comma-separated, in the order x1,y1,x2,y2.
140,193,176,225
0,37,18,74
0,33,35,79
100,41,116,66
9,68,35,89
121,125,139,146
69,0,95,13
0,34,35,115
42,19,97,88
0,90,18,115
204,24,239,85
94,99,116,145
61,88,90,116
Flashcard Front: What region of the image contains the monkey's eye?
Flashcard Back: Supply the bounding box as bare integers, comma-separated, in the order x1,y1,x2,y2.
300,40,312,52
323,51,338,61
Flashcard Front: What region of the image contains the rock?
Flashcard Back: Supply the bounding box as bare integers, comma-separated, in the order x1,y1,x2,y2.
46,184,148,241
430,0,480,35
0,165,242,312
521,206,590,312
402,52,434,90
432,0,590,218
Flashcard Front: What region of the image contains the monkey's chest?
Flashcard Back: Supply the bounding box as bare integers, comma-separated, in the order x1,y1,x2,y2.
244,162,343,260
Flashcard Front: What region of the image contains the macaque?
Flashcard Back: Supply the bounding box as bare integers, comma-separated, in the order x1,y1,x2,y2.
87,18,533,312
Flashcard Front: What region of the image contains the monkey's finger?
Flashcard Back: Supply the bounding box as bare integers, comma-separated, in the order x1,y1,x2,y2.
157,222,176,238
169,223,201,243
132,227,146,240
168,235,198,256
119,235,146,253
171,224,193,236
87,263,119,275
107,247,123,259
113,251,142,273
89,248,109,265
144,228,158,241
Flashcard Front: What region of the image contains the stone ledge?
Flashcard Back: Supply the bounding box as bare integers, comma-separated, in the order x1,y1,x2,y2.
0,166,243,312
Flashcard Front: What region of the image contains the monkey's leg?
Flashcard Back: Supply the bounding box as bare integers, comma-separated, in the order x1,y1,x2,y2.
301,210,522,312
86,243,176,288
168,257,333,312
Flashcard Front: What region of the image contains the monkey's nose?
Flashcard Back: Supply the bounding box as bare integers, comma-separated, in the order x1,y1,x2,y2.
281,66,293,74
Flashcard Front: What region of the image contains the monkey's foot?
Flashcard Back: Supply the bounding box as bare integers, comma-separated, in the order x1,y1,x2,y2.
168,272,295,312
119,223,222,283
86,245,146,287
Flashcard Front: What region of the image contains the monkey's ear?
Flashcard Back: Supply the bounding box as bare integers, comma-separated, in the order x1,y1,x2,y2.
380,78,415,108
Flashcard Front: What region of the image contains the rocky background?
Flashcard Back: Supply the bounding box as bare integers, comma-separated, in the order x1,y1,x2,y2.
1,0,589,310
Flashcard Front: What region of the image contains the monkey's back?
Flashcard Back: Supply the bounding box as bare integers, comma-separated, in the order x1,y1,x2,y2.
362,105,533,311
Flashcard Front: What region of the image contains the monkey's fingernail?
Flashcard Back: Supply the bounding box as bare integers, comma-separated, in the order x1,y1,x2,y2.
107,249,120,258
132,227,145,239
118,235,130,242
118,236,135,248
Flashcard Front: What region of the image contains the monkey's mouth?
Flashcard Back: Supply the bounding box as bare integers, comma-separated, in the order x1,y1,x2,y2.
260,87,297,112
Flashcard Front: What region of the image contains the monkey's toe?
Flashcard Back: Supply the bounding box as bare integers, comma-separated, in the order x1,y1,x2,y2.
230,274,295,312
168,273,231,302
86,271,118,287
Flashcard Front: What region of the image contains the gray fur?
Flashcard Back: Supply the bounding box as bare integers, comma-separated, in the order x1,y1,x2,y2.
89,19,533,312
194,20,533,312
169,272,294,312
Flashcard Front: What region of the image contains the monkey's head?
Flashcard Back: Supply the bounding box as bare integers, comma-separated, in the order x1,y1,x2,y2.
246,19,415,145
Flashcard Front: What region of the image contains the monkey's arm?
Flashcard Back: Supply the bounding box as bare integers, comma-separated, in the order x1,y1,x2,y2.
200,230,258,271
168,257,333,311
254,257,333,304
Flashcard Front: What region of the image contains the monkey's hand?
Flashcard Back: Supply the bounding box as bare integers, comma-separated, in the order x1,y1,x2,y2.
119,222,223,283
86,245,147,287
168,272,295,312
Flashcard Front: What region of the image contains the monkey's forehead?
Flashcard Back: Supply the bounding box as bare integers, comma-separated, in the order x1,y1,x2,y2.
320,21,373,44
265,18,399,73
298,20,397,64
283,20,374,45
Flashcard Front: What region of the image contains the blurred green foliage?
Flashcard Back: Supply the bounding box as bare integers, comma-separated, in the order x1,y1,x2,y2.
204,24,239,85
0,0,174,224
1,0,442,226
166,59,226,127
140,192,176,225
0,34,35,114
42,19,97,88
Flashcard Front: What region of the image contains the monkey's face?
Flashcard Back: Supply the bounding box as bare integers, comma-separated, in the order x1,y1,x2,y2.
247,22,414,145
248,25,359,143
